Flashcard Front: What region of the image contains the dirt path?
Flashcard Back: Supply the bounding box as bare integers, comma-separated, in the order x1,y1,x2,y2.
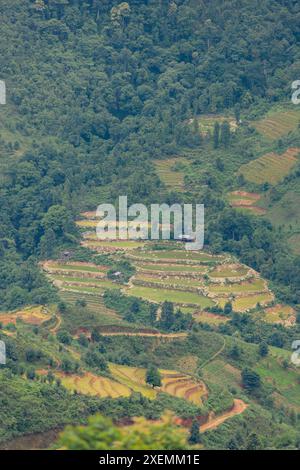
199,336,226,370
201,399,247,433
101,331,187,339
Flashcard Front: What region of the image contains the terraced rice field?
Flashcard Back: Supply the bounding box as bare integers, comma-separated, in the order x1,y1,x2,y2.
209,279,267,295
43,261,108,276
129,250,222,264
238,147,299,185
261,304,296,326
136,263,208,274
43,260,124,325
209,264,249,279
81,240,147,252
228,191,266,215
218,293,274,312
253,109,300,140
60,291,124,326
0,306,52,327
55,371,131,399
161,370,207,405
133,273,204,289
43,261,119,294
127,285,214,308
109,364,206,405
154,157,189,191
109,364,157,399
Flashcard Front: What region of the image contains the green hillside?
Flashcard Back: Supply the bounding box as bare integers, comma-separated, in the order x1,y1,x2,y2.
0,0,300,452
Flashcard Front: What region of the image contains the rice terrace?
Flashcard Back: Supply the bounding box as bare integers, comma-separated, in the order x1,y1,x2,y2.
238,147,300,185
253,108,300,140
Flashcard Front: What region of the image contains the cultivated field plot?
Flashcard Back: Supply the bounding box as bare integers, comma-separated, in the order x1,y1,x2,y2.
129,250,223,264
228,191,266,215
0,306,52,327
253,109,300,140
133,273,204,289
60,291,125,327
209,264,250,279
43,260,125,329
209,279,267,295
218,293,274,312
136,262,208,274
202,359,241,389
154,157,189,191
191,115,237,135
43,260,119,294
260,304,296,326
126,285,214,308
193,311,230,325
81,240,147,252
109,364,206,405
161,370,207,405
109,364,157,399
43,261,108,276
54,371,131,399
238,148,300,185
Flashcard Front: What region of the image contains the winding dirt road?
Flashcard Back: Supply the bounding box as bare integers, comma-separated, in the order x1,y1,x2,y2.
201,399,248,433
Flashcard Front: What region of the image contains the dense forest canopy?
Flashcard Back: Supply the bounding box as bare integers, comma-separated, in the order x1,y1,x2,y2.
0,0,300,304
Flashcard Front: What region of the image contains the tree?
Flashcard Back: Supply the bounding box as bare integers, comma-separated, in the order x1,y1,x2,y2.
42,205,76,239
229,344,241,360
234,104,241,124
160,301,175,330
220,121,231,148
246,433,262,450
26,368,36,380
242,368,261,391
91,329,101,343
224,301,233,315
259,342,269,357
188,419,201,445
78,334,89,348
146,365,161,388
57,330,72,345
213,122,220,148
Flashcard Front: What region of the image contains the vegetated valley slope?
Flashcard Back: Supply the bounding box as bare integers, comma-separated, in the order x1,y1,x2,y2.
0,0,300,450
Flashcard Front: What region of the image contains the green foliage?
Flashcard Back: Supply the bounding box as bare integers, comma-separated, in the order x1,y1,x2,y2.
242,368,261,392
189,419,201,445
59,413,188,450
146,365,162,388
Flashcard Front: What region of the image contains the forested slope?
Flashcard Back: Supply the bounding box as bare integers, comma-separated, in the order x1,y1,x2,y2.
0,0,299,310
